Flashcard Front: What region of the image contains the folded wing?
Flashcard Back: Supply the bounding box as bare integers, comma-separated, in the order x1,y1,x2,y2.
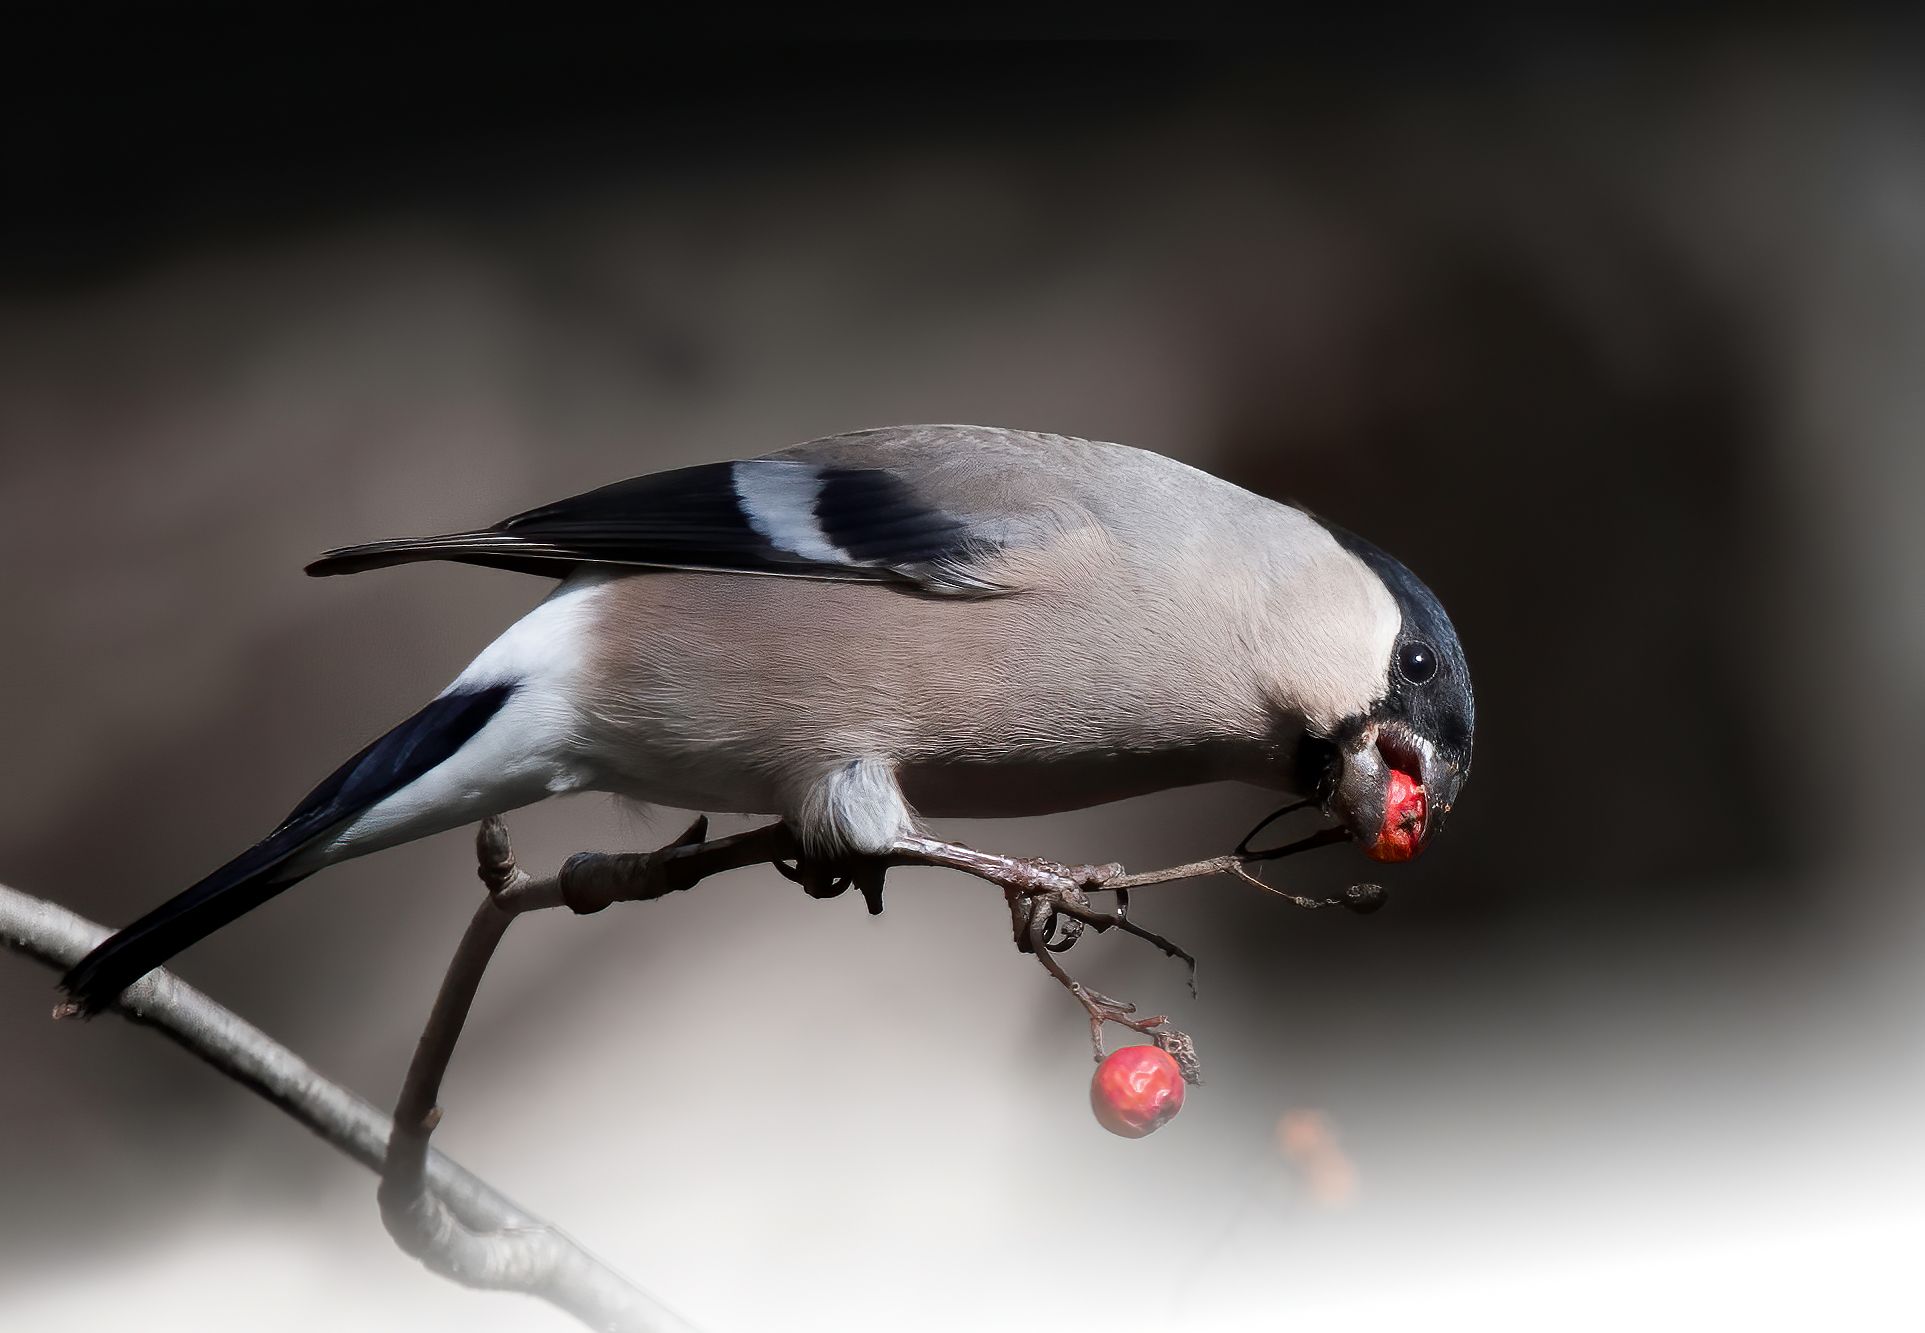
307,455,1011,596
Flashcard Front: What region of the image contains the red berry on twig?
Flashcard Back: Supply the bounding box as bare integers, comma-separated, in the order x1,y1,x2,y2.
1090,1045,1186,1138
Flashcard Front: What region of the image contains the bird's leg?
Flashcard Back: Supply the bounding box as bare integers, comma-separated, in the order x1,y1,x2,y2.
885,832,1122,954
887,832,1194,977
783,832,1128,925
886,834,1123,899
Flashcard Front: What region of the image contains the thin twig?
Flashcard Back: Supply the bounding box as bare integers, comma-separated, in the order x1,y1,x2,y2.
378,818,721,1330
1107,854,1253,889
1114,850,1385,913
374,816,810,1328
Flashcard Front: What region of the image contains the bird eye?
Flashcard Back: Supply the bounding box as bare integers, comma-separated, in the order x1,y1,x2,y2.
1397,641,1437,684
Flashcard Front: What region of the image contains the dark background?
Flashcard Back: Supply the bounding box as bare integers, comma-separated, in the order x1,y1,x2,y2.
3,23,1920,1332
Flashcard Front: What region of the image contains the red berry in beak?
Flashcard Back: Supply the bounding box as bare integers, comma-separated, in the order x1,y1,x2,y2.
1090,1045,1186,1138
1366,768,1428,863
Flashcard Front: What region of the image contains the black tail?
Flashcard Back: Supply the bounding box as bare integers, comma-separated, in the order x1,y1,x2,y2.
60,683,514,1014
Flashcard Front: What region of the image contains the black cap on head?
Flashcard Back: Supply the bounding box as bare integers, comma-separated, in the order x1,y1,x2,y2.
1319,521,1475,774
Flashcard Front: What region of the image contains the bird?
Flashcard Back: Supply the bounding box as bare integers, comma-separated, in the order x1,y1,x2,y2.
60,424,1475,1013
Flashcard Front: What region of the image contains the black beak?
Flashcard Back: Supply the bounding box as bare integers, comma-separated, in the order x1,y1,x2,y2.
1420,748,1466,840
1327,722,1463,861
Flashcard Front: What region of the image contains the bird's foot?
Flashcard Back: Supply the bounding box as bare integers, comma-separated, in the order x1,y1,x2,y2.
770,856,889,914
776,836,1127,921
879,830,1197,987
887,835,1122,899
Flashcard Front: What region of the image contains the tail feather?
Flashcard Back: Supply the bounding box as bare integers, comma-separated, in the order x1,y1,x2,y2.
59,848,316,1014
60,682,515,1014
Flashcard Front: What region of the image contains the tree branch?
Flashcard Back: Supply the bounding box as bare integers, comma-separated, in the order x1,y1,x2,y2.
375,816,731,1329
6,805,1375,1330
0,879,695,1333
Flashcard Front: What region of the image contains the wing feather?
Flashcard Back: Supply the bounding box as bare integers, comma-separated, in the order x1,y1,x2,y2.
306,455,1012,595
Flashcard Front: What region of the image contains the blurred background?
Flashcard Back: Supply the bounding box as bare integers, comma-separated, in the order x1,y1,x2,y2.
3,22,1922,1332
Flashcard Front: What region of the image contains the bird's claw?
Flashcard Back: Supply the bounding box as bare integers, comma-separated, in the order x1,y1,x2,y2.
777,856,890,914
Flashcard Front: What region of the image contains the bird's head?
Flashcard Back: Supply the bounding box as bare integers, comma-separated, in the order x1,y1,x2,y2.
1292,526,1475,863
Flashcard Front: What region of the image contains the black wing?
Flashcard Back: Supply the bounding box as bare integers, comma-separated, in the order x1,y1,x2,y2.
306,459,1007,596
